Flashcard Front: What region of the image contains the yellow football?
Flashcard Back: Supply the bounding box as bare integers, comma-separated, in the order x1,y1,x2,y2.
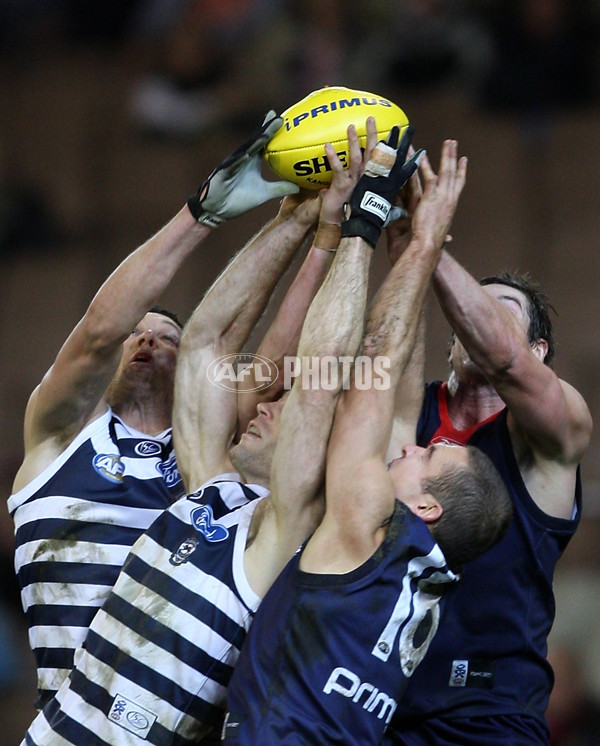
264,86,409,190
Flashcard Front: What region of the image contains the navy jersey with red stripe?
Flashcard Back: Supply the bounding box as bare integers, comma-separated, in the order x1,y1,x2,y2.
223,502,458,746
385,382,582,744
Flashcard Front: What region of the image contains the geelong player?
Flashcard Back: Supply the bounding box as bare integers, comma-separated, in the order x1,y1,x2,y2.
8,112,302,709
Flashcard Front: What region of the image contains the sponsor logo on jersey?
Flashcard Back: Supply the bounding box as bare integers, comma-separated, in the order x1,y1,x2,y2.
169,536,199,565
191,504,229,542
134,440,162,457
449,659,496,689
430,435,465,447
323,666,397,725
108,693,157,738
93,453,125,483
158,454,182,488
449,659,468,687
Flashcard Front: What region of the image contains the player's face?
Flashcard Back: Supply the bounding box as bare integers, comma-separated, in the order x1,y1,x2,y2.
230,395,288,482
111,312,181,394
449,284,531,380
388,443,469,509
121,312,181,373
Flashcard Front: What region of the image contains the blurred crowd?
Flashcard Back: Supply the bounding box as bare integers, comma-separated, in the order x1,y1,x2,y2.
2,0,600,257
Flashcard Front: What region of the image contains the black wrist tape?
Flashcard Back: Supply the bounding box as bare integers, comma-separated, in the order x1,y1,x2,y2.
341,218,381,249
186,194,202,221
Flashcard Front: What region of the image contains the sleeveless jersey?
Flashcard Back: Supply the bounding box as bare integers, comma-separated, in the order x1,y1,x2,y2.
8,408,184,708
385,381,582,742
22,477,268,746
223,502,459,746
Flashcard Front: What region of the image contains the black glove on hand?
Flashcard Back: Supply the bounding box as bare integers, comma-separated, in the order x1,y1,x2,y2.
187,111,299,227
341,125,424,248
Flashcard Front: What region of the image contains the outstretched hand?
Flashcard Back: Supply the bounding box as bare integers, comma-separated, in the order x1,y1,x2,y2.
340,125,424,248
187,111,300,227
410,139,467,254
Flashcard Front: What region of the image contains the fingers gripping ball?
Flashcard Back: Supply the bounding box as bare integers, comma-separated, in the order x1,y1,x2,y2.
264,87,409,190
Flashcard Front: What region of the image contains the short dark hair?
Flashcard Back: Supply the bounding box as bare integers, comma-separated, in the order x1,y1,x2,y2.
149,305,183,330
479,272,556,366
422,446,513,573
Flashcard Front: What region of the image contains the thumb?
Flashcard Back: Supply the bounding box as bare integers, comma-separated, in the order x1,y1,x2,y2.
264,180,301,201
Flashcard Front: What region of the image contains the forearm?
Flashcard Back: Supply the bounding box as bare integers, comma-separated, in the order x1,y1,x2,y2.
433,250,528,374
183,212,315,357
236,243,332,433
386,311,426,461
86,206,209,345
364,236,438,374
255,245,333,365
297,236,371,363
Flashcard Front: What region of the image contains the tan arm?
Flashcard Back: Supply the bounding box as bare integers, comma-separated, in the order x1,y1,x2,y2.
173,203,317,493
244,121,378,596
19,207,209,488
322,141,468,560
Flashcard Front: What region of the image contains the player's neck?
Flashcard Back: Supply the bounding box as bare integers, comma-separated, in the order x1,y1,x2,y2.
111,401,172,437
446,375,504,430
239,468,270,489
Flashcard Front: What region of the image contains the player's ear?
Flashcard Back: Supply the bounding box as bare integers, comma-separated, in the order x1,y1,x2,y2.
531,338,548,363
415,495,443,524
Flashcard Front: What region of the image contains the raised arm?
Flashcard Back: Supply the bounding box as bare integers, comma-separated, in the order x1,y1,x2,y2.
173,194,319,492
432,250,592,517
17,111,299,494
235,193,332,436
244,124,428,595
385,155,427,461
243,120,384,594
322,141,468,561
433,252,591,461
22,209,209,462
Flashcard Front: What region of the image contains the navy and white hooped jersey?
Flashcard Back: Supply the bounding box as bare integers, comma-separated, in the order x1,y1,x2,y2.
23,478,269,746
223,502,458,746
8,408,184,708
384,382,582,742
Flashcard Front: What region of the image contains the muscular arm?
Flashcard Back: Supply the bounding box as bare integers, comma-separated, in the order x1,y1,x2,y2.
245,122,378,595
432,250,592,516
21,207,209,464
236,195,327,435
173,203,317,493
318,141,468,567
385,312,426,462
384,149,427,461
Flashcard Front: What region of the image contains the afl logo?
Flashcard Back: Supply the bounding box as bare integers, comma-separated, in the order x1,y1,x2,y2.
93,454,125,482
134,441,162,457
126,711,149,730
207,353,278,393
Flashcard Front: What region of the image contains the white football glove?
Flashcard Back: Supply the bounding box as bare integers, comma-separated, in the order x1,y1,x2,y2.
187,111,300,227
